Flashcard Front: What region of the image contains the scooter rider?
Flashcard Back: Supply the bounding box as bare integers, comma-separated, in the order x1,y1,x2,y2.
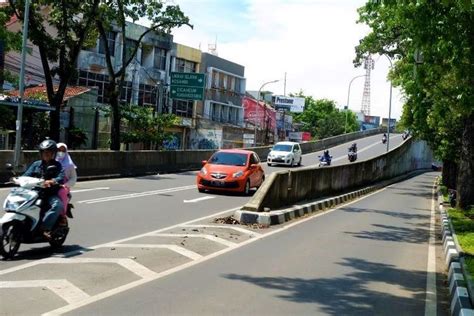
322,150,331,162
23,139,65,239
349,143,357,153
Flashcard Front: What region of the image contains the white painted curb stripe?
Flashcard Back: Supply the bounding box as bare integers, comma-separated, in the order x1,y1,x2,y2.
107,244,202,261
70,187,110,193
0,280,90,304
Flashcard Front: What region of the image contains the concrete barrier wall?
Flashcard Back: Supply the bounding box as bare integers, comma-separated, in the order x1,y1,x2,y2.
0,128,384,183
242,138,433,212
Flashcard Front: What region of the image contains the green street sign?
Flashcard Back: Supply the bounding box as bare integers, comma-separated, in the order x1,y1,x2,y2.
170,86,204,100
170,72,205,87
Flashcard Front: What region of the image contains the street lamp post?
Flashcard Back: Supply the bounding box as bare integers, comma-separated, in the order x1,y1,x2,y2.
384,55,393,152
254,79,279,146
345,74,366,133
13,0,31,171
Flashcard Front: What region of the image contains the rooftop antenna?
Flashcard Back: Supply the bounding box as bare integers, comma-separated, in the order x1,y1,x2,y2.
208,36,218,56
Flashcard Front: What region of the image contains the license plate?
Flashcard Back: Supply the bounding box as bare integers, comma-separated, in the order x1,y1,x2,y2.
212,181,225,187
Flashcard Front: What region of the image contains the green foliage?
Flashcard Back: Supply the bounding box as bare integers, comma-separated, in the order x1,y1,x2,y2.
292,94,359,139
448,207,474,255
68,127,88,149
355,1,473,162
121,105,178,150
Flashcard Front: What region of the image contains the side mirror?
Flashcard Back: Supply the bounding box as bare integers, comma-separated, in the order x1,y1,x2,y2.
249,164,258,169
5,163,13,171
201,160,208,167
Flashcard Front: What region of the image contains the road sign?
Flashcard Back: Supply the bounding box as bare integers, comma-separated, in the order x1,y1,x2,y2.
170,72,205,101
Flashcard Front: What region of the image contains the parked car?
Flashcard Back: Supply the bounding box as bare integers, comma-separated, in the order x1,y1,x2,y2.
197,149,265,195
267,141,302,167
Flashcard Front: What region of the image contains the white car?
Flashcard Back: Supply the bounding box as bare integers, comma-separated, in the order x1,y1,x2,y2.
267,141,302,167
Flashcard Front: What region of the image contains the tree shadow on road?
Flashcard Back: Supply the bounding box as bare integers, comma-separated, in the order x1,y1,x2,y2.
223,257,435,315
341,207,430,221
345,223,429,244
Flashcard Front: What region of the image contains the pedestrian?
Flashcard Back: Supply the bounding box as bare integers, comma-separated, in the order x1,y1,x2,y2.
56,143,77,216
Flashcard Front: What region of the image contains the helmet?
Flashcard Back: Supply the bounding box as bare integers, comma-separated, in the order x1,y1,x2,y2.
39,139,58,154
324,150,329,155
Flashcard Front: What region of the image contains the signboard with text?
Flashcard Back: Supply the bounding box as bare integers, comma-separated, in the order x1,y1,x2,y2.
170,72,205,100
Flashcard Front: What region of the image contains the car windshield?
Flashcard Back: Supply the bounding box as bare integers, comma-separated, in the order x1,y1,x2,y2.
272,144,292,152
208,152,248,166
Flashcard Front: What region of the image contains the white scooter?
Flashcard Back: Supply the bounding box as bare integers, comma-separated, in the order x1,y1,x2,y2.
0,165,73,259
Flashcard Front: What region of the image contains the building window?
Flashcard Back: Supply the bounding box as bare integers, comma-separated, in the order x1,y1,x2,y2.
212,71,219,88
172,99,193,118
98,31,116,57
125,38,139,64
176,58,196,73
138,83,157,107
77,70,110,103
154,48,166,70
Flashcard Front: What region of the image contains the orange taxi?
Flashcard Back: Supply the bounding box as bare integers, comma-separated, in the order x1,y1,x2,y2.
196,149,265,195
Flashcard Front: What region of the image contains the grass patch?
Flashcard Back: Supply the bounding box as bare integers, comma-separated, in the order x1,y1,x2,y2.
439,185,449,202
448,207,474,275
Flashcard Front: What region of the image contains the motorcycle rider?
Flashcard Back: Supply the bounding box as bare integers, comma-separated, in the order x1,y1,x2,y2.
321,150,331,163
23,139,65,240
382,133,387,143
349,143,357,153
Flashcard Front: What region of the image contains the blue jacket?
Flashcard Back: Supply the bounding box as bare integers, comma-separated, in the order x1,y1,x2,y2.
23,160,65,194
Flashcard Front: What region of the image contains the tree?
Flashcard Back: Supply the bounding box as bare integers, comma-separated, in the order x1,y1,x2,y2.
4,0,100,141
293,94,359,139
0,8,21,89
95,0,191,150
121,105,178,150
355,1,473,209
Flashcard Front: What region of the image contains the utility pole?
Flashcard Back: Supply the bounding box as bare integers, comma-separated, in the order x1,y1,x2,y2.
283,72,287,96
13,0,31,171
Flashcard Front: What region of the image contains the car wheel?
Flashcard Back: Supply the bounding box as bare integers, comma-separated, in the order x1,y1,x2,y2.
267,162,272,166
198,188,205,193
298,157,302,166
243,179,251,196
290,158,294,167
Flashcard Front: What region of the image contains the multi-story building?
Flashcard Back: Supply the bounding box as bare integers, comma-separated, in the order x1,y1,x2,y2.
189,53,247,149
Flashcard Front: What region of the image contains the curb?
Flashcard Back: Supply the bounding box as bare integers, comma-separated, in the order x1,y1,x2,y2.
438,191,474,315
234,169,429,227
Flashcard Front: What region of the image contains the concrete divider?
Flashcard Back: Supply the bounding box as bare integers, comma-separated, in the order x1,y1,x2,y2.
242,137,433,212
0,128,383,183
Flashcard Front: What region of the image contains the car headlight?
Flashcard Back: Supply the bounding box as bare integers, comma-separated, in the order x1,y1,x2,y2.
200,168,207,176
233,170,244,178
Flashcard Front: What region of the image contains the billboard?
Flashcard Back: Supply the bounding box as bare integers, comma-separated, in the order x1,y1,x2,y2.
364,115,380,126
243,97,276,130
273,95,305,113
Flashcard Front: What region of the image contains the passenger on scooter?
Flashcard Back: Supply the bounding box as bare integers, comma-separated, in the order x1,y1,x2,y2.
56,143,77,217
23,139,65,239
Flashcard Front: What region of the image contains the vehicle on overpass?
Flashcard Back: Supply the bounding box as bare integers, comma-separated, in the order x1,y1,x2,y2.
197,149,265,195
267,141,302,167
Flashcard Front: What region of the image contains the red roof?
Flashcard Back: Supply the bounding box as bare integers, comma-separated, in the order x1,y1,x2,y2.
8,84,91,102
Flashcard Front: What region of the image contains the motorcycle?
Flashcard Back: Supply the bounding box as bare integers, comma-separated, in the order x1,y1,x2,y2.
348,149,357,162
382,136,387,144
0,164,73,259
318,155,332,167
402,132,409,140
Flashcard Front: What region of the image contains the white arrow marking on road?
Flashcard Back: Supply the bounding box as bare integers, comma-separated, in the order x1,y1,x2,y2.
71,187,110,193
183,196,215,203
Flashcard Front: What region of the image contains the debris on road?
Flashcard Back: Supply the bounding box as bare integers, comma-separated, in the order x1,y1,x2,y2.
213,216,240,225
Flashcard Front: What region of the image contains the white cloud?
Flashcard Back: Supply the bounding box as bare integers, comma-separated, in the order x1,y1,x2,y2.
171,0,404,120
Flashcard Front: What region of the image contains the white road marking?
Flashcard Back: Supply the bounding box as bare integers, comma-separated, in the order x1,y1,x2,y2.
43,187,388,316
77,185,195,204
0,280,90,304
71,187,110,193
105,244,202,261
424,183,437,315
184,196,215,203
181,224,262,237
153,233,237,247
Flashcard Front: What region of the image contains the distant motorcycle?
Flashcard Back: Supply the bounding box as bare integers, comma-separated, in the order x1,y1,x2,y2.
348,149,357,162
402,131,409,140
318,155,332,167
382,136,387,144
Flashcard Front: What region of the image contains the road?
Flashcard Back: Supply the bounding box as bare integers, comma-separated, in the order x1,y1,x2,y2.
2,133,448,316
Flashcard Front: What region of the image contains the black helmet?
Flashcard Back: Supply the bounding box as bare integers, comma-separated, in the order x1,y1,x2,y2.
324,150,329,155
39,139,58,154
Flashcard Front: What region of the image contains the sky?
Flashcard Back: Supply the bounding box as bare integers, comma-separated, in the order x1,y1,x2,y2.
168,0,403,120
